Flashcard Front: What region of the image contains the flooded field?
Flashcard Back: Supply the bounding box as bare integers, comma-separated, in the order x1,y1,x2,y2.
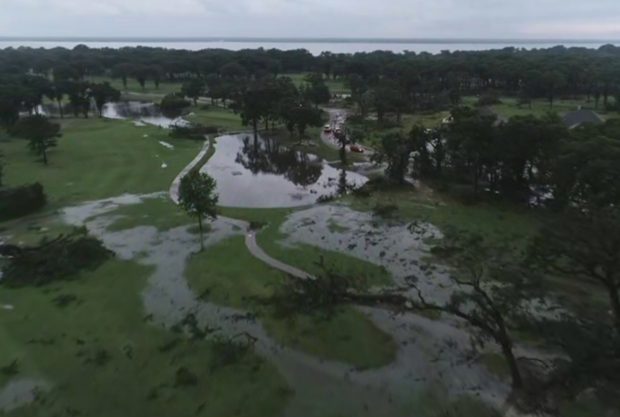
201,134,368,208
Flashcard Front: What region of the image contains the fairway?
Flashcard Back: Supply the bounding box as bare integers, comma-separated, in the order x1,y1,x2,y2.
283,73,351,94
0,118,202,207
91,76,184,96
0,259,289,417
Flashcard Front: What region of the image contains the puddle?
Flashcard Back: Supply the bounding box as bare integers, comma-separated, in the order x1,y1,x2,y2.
0,378,50,413
278,205,453,303
201,134,368,208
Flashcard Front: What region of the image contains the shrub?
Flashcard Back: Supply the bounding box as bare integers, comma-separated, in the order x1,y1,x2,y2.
0,183,46,221
160,93,190,115
169,124,219,139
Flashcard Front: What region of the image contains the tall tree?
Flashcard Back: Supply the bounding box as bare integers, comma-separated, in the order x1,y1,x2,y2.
181,79,206,106
372,131,413,184
90,82,121,117
528,208,620,333
132,65,149,90
178,170,219,251
12,115,60,165
111,63,133,90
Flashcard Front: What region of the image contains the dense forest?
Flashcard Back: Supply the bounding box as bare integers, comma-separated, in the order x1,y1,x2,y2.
2,43,620,108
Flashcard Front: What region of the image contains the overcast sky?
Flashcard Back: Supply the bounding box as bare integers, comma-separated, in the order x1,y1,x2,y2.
1,0,620,39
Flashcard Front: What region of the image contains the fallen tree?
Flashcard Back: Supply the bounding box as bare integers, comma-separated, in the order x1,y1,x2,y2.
0,227,114,287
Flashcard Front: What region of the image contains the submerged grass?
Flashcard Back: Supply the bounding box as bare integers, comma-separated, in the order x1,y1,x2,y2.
0,259,289,417
185,236,397,369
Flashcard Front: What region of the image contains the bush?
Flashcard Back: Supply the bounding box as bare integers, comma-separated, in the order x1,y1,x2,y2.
169,124,219,139
0,183,46,221
160,93,190,113
477,93,502,107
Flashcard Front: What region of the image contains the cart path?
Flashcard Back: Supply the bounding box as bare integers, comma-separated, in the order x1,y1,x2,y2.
169,136,313,280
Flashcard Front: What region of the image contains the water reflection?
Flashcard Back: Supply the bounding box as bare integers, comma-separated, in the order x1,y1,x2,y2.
201,134,368,208
235,136,323,187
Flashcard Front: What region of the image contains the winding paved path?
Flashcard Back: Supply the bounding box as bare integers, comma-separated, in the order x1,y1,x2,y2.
168,135,313,280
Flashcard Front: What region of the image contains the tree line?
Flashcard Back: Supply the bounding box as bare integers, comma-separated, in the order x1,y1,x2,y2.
3,44,620,114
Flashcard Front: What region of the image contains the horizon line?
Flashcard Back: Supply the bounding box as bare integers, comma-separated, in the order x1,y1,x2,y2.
0,36,618,44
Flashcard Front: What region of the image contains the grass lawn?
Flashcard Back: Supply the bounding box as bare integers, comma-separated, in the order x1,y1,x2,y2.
218,204,393,287
91,76,183,96
104,195,193,232
461,95,617,120
185,236,397,369
0,259,289,417
283,73,350,94
184,105,247,132
347,186,540,242
0,118,203,208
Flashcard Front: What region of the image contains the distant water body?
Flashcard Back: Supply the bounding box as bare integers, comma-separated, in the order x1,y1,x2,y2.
0,37,617,55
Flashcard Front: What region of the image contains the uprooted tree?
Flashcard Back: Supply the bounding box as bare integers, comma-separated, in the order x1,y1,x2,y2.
0,227,114,287
258,227,545,396
528,206,620,334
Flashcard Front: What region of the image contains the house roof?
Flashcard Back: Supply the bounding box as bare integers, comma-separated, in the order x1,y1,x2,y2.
562,108,604,129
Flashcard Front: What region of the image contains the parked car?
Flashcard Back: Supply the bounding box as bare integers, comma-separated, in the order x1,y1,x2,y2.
350,144,364,153
323,125,332,133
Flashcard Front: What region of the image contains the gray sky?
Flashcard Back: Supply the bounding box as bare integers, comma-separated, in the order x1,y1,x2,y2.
1,0,620,39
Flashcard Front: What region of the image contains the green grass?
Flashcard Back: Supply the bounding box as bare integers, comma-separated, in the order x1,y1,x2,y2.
104,195,193,232
220,205,393,287
185,106,246,132
461,95,614,120
185,236,397,368
347,187,539,243
400,111,452,130
91,76,183,96
0,259,289,417
478,353,510,381
283,73,350,94
0,118,203,207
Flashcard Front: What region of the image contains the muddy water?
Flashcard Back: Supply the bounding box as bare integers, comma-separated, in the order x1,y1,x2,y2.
201,134,368,208
0,193,510,416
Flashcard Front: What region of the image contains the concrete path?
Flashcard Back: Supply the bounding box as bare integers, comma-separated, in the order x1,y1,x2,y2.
168,135,313,280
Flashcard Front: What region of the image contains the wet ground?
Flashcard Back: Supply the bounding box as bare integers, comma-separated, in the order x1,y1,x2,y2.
39,101,187,128
201,134,368,208
0,130,510,416
40,194,507,416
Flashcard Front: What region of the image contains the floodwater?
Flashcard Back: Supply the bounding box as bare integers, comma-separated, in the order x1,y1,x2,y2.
53,194,509,417
201,134,368,208
38,101,187,128
278,205,454,303
0,378,50,413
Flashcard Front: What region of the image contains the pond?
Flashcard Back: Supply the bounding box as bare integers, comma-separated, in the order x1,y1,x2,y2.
39,101,187,128
201,134,368,208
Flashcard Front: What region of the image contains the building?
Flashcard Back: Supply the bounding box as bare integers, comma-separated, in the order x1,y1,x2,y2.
562,106,604,129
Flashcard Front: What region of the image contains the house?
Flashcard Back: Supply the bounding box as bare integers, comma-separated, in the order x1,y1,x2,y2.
562,106,604,129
